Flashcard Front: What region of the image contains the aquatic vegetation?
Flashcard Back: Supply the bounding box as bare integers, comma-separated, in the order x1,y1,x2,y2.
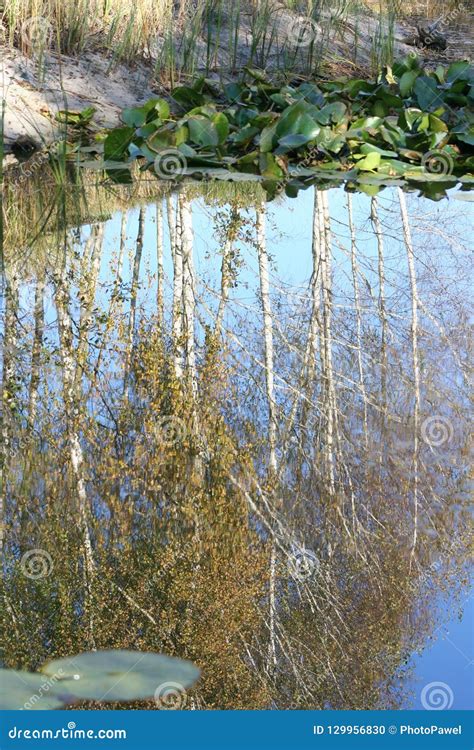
78,57,474,198
0,651,199,709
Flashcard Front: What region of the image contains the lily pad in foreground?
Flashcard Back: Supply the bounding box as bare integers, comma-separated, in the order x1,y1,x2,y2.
0,669,68,710
40,650,200,702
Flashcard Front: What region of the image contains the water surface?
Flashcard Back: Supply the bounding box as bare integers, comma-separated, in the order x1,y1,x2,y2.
1,173,472,710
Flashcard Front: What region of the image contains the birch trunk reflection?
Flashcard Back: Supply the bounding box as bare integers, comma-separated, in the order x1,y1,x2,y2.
256,202,278,676
347,194,368,450
398,188,421,568
54,238,96,649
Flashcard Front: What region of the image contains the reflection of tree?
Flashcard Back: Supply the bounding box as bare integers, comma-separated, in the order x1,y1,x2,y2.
54,227,97,648
1,180,472,710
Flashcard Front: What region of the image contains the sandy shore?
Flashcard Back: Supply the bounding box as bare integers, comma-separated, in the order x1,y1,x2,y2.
1,47,157,155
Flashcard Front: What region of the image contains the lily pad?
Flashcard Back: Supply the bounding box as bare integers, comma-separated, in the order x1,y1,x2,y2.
0,669,68,710
122,99,170,128
188,117,220,147
414,77,441,111
276,133,315,152
213,113,229,144
314,102,347,126
356,152,381,171
104,127,135,161
40,650,200,703
399,70,419,97
172,86,206,108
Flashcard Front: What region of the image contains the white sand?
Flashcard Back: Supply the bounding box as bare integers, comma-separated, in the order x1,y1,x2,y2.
1,47,157,152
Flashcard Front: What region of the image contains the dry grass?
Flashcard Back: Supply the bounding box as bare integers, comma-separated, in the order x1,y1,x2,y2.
0,0,399,75
1,0,472,81
1,0,170,59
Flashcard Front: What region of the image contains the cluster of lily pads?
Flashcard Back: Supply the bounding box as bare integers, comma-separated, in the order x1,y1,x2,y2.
0,650,200,710
74,55,474,198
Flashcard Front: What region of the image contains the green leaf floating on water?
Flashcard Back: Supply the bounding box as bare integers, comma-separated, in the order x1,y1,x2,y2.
399,70,419,98
0,669,68,710
356,152,381,171
40,650,200,703
446,60,474,84
213,113,230,144
172,86,206,109
276,133,315,153
104,127,135,161
414,76,441,111
188,116,220,147
314,101,347,126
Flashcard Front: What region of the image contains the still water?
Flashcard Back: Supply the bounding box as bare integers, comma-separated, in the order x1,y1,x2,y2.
1,173,472,710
